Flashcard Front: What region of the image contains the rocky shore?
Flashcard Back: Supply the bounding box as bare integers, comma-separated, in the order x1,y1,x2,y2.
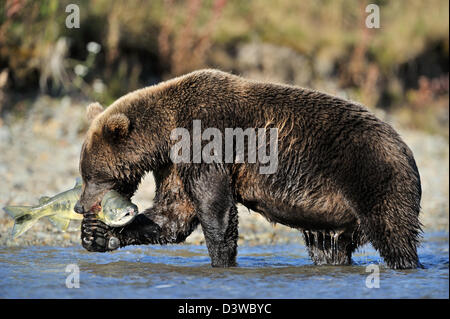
0,95,448,247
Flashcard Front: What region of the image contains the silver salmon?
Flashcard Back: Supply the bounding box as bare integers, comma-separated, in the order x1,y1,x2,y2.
3,178,138,238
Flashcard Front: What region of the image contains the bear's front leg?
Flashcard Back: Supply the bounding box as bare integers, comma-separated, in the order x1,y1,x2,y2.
200,204,238,267
184,167,238,267
81,211,122,252
81,211,165,252
80,206,199,252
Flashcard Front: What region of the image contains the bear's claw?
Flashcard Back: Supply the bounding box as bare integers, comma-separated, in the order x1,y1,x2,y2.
81,211,119,252
107,237,120,250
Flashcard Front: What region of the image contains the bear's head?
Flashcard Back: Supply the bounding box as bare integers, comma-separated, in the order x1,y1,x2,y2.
74,102,144,214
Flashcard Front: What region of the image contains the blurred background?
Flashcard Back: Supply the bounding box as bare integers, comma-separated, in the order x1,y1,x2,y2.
0,0,448,246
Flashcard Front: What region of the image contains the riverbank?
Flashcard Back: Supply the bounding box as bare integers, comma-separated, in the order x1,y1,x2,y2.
0,95,448,247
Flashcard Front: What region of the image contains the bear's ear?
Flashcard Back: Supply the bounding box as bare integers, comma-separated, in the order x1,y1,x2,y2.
86,102,104,122
103,113,130,141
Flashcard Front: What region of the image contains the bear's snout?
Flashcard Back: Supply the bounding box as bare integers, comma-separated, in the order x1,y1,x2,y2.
74,201,85,214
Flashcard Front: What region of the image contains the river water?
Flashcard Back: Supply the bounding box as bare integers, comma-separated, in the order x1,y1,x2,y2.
0,232,447,298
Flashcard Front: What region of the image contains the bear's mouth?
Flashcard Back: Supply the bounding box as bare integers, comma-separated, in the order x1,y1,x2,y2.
88,189,110,213
88,186,133,214
90,202,102,213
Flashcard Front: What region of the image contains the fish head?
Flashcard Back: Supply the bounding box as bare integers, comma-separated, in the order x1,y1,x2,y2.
101,190,138,227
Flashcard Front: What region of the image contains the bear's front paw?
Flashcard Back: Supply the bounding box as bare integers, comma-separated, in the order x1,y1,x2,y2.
81,211,120,252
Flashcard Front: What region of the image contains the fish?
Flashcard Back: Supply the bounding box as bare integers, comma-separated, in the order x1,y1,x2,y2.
3,178,138,238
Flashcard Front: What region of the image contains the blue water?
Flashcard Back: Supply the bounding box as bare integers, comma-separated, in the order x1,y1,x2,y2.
0,232,448,298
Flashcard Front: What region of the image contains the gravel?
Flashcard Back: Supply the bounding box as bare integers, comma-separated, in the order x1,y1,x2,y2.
0,95,447,247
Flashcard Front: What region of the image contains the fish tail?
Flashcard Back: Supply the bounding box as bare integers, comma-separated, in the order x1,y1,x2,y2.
3,206,39,238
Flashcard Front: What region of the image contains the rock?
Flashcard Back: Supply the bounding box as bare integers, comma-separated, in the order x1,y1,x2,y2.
0,126,11,144
235,42,313,86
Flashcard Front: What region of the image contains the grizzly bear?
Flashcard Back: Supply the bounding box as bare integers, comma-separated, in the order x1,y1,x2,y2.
75,69,422,269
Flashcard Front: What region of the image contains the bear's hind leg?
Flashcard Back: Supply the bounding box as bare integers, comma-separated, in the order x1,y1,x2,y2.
302,230,357,265
362,211,421,269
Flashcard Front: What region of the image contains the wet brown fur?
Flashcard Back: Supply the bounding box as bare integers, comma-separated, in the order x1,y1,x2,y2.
77,69,422,269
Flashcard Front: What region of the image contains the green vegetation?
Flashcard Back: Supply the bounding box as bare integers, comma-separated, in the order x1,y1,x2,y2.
0,0,448,135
